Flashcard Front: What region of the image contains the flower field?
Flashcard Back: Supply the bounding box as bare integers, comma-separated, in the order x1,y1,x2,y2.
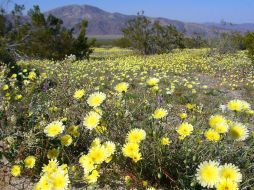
1,48,254,190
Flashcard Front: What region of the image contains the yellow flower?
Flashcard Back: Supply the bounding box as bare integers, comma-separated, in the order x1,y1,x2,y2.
60,164,68,174
152,108,168,119
214,123,229,134
14,94,22,100
84,170,99,184
122,142,140,159
220,163,242,183
23,79,30,86
79,155,95,174
105,155,113,163
196,160,221,188
35,160,70,190
127,128,146,143
42,159,59,174
179,112,187,119
160,137,170,145
227,99,250,112
115,82,129,93
35,175,52,190
187,84,193,89
230,122,249,141
87,92,106,107
44,121,65,137
151,85,159,92
41,72,47,78
103,141,116,157
60,135,73,146
176,122,194,138
132,152,142,162
2,84,9,91
24,156,36,168
28,71,36,80
124,175,132,184
204,129,220,142
71,166,77,172
83,111,101,130
246,109,254,115
51,169,70,190
143,180,148,187
186,103,195,110
146,77,159,87
49,106,59,112
60,117,67,123
11,165,21,177
11,73,17,78
91,138,101,148
95,125,107,134
241,100,251,110
73,89,85,99
209,115,227,128
47,149,59,159
67,125,80,137
216,179,238,190
93,107,103,115
88,145,107,164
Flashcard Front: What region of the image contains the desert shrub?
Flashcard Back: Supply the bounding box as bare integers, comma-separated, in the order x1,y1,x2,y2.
0,45,16,67
208,32,246,55
244,32,254,64
112,37,132,48
184,35,208,49
122,12,185,55
0,4,94,60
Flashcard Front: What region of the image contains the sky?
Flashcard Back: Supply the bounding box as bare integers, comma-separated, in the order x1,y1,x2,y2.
1,0,254,23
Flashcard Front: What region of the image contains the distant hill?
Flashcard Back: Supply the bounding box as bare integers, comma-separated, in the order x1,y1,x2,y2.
38,4,254,37
45,5,133,36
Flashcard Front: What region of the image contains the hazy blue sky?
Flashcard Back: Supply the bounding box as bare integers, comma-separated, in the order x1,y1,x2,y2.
1,0,254,23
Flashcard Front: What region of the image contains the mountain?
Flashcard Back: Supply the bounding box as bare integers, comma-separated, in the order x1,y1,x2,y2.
44,4,254,37
45,5,133,36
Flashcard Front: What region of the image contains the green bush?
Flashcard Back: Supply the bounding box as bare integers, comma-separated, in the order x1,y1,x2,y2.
244,32,254,64
1,5,94,60
122,12,185,55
